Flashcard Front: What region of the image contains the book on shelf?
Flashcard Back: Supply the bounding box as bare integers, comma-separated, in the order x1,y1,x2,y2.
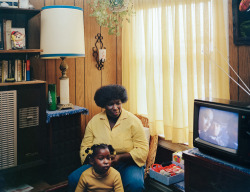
16,59,22,82
22,60,26,81
11,27,26,49
7,59,15,80
8,59,12,78
2,60,8,83
26,59,30,81
3,19,12,50
0,20,3,50
0,61,2,82
0,59,29,83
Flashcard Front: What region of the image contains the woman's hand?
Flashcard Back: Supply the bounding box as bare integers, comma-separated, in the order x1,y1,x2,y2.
111,155,121,167
111,153,133,167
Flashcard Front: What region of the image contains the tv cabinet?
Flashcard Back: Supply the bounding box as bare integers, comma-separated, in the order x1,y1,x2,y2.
183,148,250,192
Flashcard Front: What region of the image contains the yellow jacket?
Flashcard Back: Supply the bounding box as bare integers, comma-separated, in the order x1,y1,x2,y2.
80,109,149,167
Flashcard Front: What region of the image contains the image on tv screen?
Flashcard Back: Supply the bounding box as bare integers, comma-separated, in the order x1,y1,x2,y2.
198,106,239,150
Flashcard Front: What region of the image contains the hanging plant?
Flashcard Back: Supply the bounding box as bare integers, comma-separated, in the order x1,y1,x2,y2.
88,0,135,36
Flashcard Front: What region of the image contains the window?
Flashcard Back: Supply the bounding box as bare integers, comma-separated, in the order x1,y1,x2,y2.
122,0,229,146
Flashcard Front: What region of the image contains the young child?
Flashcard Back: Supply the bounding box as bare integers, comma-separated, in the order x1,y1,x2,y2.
75,144,124,192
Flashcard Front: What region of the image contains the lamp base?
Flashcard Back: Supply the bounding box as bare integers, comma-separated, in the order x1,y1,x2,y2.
57,103,74,110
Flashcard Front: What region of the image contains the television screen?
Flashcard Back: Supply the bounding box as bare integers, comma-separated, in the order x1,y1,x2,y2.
198,106,239,150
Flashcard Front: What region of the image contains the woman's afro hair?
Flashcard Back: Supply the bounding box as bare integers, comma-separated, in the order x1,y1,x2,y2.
94,84,128,108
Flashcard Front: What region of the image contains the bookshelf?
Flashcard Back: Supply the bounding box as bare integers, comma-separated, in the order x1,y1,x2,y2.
0,7,41,49
0,7,42,83
0,8,47,176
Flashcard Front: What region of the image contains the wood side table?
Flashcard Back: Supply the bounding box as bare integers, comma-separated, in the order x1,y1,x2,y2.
45,106,88,184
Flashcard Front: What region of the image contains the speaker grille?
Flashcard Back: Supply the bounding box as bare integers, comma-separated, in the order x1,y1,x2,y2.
19,107,39,128
0,90,17,170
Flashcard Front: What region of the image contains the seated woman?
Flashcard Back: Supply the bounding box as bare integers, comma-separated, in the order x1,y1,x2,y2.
68,84,149,192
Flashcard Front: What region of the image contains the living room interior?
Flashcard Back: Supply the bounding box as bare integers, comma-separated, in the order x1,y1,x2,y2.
0,0,250,192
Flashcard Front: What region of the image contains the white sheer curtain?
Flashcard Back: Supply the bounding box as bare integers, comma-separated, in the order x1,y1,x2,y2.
122,0,229,146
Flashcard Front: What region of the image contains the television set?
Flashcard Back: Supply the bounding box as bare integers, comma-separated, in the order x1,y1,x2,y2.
193,98,250,166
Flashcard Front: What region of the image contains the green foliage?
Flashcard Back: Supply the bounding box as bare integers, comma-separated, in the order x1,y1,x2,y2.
240,20,250,38
88,0,135,36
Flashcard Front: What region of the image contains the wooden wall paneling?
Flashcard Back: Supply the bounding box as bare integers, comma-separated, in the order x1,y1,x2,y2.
55,0,74,5
76,57,86,137
46,60,57,84
238,46,250,102
44,0,54,6
29,0,44,8
75,0,83,7
101,26,117,86
55,58,76,105
116,29,122,85
74,0,86,138
67,59,76,105
228,0,239,101
84,0,102,123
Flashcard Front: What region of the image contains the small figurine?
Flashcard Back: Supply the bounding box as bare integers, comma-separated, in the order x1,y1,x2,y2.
11,30,25,49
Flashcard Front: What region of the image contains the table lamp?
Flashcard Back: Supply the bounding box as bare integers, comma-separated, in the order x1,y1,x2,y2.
40,5,85,110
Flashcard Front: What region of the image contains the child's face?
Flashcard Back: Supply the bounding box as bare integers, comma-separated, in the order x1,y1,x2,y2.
91,148,111,175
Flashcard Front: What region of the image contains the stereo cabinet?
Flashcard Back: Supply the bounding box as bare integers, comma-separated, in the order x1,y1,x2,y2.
45,106,88,184
0,81,46,172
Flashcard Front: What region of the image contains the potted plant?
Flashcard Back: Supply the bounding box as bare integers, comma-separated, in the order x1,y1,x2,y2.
88,0,135,35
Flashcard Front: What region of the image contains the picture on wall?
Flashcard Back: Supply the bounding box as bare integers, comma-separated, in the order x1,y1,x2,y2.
232,0,250,45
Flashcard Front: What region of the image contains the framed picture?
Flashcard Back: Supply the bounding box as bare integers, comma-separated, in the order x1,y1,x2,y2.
232,0,250,45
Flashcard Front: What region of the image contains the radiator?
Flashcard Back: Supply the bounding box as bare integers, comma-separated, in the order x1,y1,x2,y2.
0,90,17,170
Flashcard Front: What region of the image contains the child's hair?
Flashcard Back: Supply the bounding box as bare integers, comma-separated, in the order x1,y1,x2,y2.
83,144,116,162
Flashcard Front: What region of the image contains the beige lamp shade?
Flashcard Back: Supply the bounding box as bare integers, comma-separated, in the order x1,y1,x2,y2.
40,5,85,59
40,5,85,109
